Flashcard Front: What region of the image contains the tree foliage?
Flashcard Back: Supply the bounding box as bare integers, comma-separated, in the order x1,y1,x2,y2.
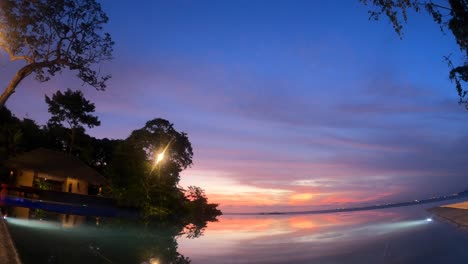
108,119,194,215
0,0,114,107
360,0,468,107
107,118,221,220
45,88,100,153
184,186,221,223
1,107,221,221
127,118,193,181
0,107,22,166
0,107,48,181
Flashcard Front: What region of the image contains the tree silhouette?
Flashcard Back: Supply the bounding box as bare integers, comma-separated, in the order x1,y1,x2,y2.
0,0,114,107
45,88,100,154
109,118,194,216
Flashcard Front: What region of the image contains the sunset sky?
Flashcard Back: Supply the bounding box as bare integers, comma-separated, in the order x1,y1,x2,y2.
3,0,468,213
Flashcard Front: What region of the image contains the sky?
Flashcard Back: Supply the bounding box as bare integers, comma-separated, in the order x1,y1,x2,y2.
3,0,468,213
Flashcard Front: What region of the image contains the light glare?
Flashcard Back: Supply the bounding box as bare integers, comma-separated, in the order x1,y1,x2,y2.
149,258,160,264
156,152,164,165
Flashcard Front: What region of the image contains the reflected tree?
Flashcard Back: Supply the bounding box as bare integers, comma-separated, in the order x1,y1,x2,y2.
2,207,200,264
182,222,208,239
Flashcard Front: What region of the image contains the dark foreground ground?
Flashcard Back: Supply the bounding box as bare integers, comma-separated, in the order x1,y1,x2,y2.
0,212,21,264
429,205,468,230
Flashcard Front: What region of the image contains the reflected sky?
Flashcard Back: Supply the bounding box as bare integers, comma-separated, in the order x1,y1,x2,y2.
177,206,468,264
4,204,468,264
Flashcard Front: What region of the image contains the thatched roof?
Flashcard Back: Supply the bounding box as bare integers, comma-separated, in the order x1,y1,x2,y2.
5,148,106,185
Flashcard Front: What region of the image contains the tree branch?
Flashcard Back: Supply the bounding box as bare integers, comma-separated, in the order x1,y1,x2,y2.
427,2,453,11
0,44,34,63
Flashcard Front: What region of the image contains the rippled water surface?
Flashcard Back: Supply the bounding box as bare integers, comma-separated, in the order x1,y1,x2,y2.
4,203,468,264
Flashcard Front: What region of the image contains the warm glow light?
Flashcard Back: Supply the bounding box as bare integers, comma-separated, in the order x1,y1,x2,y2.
155,152,165,165
151,139,173,172
149,258,160,264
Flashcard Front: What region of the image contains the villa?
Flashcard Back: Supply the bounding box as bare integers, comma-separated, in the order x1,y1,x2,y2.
5,148,105,196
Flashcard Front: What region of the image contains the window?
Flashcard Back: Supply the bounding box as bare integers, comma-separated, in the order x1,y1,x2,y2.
68,183,72,192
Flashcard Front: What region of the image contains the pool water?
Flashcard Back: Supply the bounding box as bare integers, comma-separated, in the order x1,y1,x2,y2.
3,202,468,264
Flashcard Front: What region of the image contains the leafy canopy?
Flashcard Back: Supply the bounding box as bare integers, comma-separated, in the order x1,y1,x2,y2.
45,88,100,129
45,88,100,154
109,118,194,213
0,0,113,106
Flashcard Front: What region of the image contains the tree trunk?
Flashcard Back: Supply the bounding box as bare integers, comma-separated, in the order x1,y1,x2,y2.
0,65,34,108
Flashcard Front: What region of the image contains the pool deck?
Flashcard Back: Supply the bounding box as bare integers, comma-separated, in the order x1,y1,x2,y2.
0,213,21,264
429,201,468,230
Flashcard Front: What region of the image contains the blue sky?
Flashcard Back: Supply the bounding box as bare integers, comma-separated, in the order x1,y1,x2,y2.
4,0,468,212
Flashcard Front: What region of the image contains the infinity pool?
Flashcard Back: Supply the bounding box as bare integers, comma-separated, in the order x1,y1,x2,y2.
3,202,468,264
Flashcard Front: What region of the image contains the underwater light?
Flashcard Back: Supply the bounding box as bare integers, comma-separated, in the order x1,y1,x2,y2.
426,218,433,222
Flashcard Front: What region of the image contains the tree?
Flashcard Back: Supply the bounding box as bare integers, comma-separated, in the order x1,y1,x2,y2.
360,0,468,107
185,186,222,222
0,0,114,108
185,186,208,203
86,137,122,174
18,118,47,151
45,88,100,153
0,107,48,182
127,118,194,181
108,118,194,215
105,118,221,219
0,107,22,166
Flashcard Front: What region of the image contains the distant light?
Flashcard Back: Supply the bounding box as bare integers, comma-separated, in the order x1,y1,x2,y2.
3,215,6,220
426,218,433,222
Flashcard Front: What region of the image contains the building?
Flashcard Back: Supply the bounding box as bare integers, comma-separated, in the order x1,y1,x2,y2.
5,148,106,195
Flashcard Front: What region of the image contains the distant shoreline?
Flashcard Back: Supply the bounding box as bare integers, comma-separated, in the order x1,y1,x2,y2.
224,192,468,215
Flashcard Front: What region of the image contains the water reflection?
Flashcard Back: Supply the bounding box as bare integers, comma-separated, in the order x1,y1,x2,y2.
7,207,87,228
177,207,468,264
2,206,209,264
3,204,468,263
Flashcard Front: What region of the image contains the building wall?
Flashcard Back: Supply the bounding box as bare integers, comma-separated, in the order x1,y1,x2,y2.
16,169,89,195
62,178,89,195
16,169,34,187
36,172,63,182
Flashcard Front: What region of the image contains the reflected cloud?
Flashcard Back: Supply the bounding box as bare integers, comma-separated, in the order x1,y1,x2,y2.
177,209,435,263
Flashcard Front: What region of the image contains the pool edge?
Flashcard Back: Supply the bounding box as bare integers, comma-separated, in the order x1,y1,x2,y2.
0,212,22,264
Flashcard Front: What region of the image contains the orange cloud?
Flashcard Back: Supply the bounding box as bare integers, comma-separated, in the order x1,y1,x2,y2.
318,191,396,205
288,192,317,205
